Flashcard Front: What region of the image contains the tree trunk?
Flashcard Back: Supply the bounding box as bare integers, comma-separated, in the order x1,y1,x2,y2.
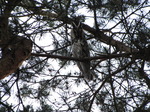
0,13,32,80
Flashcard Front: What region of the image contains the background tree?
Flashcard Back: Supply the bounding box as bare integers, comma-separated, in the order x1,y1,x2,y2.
0,0,149,112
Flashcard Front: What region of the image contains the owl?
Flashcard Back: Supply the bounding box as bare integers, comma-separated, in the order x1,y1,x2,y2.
70,21,93,80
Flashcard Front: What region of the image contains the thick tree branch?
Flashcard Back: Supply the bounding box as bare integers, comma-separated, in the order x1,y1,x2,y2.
0,37,32,79
82,23,138,53
31,52,132,61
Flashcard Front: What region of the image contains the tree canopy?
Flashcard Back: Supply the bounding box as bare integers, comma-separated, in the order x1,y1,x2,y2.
0,0,150,112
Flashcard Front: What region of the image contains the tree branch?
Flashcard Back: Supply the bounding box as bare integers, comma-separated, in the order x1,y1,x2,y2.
31,52,132,61
88,61,134,112
21,6,138,53
0,37,32,79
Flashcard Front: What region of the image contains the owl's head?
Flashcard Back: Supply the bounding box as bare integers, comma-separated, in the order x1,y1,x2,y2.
71,20,84,41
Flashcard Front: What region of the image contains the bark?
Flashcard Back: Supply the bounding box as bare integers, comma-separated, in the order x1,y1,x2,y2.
0,0,32,79
0,36,32,79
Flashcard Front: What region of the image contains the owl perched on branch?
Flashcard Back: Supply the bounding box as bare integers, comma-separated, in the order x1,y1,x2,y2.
70,21,93,80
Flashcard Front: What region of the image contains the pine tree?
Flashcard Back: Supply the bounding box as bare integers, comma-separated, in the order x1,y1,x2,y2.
0,0,149,112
